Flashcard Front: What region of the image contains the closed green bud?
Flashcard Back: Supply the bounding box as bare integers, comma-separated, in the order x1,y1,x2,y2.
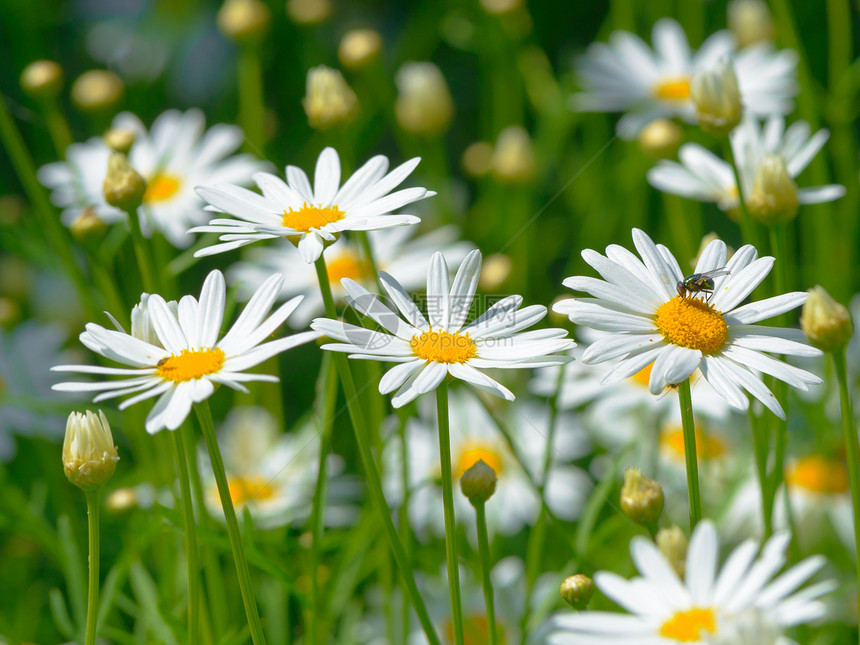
747,155,799,225
70,207,107,242
103,151,147,212
459,459,498,505
690,60,742,136
620,467,664,527
104,128,136,155
71,70,124,114
800,286,853,353
20,60,64,99
217,0,271,44
560,574,595,610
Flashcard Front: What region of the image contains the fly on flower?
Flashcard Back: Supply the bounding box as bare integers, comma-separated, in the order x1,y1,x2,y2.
677,268,731,301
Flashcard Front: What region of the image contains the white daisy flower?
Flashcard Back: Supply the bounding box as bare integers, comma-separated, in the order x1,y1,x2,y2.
199,406,358,530
51,270,321,434
572,18,798,137
37,109,266,247
382,389,591,539
549,520,835,644
190,147,433,263
647,115,846,212
312,250,575,408
553,228,822,419
228,225,474,328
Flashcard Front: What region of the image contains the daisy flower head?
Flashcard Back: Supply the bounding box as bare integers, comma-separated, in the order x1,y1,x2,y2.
647,115,845,216
312,249,575,408
553,229,822,419
572,18,798,137
37,109,266,247
191,147,433,263
51,270,321,434
228,225,474,328
549,520,835,644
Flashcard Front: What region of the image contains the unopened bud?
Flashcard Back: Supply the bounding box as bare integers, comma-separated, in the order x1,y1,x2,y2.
70,207,108,242
71,70,124,114
462,141,494,178
217,0,271,44
106,487,138,512
460,459,498,505
63,410,119,491
729,0,775,48
491,126,535,184
20,60,64,99
747,155,799,225
638,119,683,159
338,29,383,70
479,254,511,291
394,62,454,138
103,151,147,212
286,0,331,25
656,525,688,578
691,60,742,136
801,286,853,353
104,128,136,154
620,467,664,527
560,574,595,610
302,66,358,130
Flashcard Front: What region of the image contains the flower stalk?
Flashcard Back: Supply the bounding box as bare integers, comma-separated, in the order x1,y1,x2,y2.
84,490,100,645
172,428,201,644
677,379,702,527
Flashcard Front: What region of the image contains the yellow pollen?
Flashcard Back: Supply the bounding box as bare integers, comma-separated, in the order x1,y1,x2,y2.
156,347,225,383
631,362,653,388
282,202,345,232
144,173,181,203
455,441,505,479
659,607,717,641
786,455,850,494
653,76,691,102
655,296,728,355
660,425,727,461
410,328,476,364
326,253,369,283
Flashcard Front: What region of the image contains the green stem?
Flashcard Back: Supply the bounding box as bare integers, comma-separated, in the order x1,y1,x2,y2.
125,207,158,293
436,381,465,645
833,349,860,639
678,379,702,527
724,140,757,248
195,401,267,645
84,490,100,645
238,45,265,154
42,97,74,157
172,428,200,645
474,502,497,645
0,92,95,314
397,409,412,645
313,256,441,645
749,408,774,538
308,353,337,645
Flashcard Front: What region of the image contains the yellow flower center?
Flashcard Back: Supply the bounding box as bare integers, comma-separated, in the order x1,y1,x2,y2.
786,455,849,494
326,252,369,283
653,76,691,102
410,328,477,364
282,202,345,232
659,607,717,641
655,296,728,355
455,441,505,479
156,347,225,383
630,362,653,388
227,475,277,506
144,173,181,203
660,425,727,461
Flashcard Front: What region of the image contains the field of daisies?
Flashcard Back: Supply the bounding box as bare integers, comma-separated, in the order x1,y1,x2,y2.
2,0,860,643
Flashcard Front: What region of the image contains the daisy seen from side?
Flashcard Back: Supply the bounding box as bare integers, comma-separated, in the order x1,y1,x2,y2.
553,228,822,419
312,249,575,408
191,146,433,262
51,270,320,433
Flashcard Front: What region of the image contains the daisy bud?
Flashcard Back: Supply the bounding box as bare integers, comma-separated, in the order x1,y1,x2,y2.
479,254,512,291
801,286,853,353
103,151,147,212
71,70,125,114
729,0,775,49
217,0,271,45
747,155,799,225
460,459,498,506
103,128,136,155
20,60,64,99
491,126,536,184
106,487,138,512
638,118,682,160
560,574,594,610
461,141,494,178
620,467,664,528
63,410,119,491
286,0,331,25
690,60,742,136
338,28,383,70
394,62,454,138
70,207,107,242
302,66,358,130
656,525,688,578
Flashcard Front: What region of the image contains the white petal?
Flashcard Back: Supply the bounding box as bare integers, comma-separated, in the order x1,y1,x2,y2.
426,252,450,330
